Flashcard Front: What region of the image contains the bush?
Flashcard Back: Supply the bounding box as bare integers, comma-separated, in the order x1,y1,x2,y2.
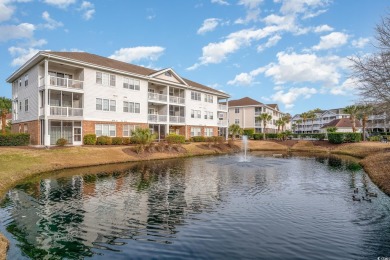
96,136,112,145
253,133,263,140
56,138,67,146
165,134,185,144
328,132,361,144
83,134,96,145
369,136,381,141
112,137,123,145
0,133,30,146
265,133,278,139
191,136,206,142
213,136,224,145
243,128,255,138
122,137,131,145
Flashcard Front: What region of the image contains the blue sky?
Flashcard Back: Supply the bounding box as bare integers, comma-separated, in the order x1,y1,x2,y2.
0,0,388,115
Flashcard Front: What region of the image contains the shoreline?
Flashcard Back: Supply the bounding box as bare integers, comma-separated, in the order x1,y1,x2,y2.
0,140,389,260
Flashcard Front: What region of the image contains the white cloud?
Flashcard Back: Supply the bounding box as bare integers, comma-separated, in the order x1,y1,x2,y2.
263,51,347,86
227,66,266,86
313,32,349,50
238,0,263,9
197,18,220,35
78,1,95,20
0,23,35,42
0,1,14,22
109,46,165,63
235,0,263,24
43,0,76,8
313,24,333,33
302,9,327,19
271,87,317,108
277,0,328,15
352,37,370,49
42,11,63,30
211,0,229,5
257,34,282,52
8,47,40,66
329,77,358,95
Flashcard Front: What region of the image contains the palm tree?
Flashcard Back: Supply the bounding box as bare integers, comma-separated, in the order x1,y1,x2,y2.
257,113,272,140
300,112,309,134
357,104,373,141
344,105,360,133
307,111,317,133
228,124,243,140
276,118,284,133
132,128,156,153
0,97,12,134
281,114,291,132
296,119,302,134
291,123,297,133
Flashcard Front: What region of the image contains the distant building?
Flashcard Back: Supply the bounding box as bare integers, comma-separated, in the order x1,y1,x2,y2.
227,97,289,133
320,118,362,133
0,113,12,130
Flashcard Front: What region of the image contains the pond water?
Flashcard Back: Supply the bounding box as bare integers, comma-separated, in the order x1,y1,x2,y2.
1,153,390,259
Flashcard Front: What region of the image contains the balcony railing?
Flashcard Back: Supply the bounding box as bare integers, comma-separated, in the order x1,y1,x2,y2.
218,120,228,127
50,106,83,117
169,116,185,124
148,93,168,102
218,104,228,111
169,95,185,105
43,76,84,90
148,114,167,123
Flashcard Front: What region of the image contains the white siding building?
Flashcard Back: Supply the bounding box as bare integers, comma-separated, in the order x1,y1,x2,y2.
7,51,229,145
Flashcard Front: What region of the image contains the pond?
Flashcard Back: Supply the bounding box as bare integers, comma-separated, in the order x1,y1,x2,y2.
1,153,390,259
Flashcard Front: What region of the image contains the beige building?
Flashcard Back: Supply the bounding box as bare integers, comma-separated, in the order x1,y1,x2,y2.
227,97,288,133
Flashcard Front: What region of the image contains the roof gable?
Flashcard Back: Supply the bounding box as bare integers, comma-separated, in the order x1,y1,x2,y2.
229,97,263,107
149,68,188,86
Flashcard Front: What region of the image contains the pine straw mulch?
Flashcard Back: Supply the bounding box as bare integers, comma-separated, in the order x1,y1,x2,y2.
0,234,8,260
361,152,390,195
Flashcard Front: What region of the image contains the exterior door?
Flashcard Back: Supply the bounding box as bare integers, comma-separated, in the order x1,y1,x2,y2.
73,121,82,145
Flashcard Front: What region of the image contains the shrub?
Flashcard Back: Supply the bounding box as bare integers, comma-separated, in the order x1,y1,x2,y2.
205,137,214,148
112,137,123,145
243,128,255,138
328,132,361,144
165,134,185,144
0,133,30,146
328,133,344,144
265,133,278,139
122,137,131,145
253,133,263,140
83,134,96,145
131,128,156,153
344,133,361,143
213,136,224,145
191,136,206,142
96,136,112,145
56,138,67,146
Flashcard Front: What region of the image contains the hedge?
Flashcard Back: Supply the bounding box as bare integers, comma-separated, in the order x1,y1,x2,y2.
96,136,112,145
56,138,68,146
166,134,185,144
328,132,361,144
253,133,263,140
191,136,206,142
83,134,96,145
243,128,255,138
0,133,30,146
111,137,123,145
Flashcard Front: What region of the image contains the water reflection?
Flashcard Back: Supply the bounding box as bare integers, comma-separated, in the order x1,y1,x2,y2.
1,155,390,259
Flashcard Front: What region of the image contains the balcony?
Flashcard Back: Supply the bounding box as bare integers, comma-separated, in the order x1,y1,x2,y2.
169,95,185,105
50,106,83,117
41,76,84,90
218,120,228,127
218,104,228,111
148,93,167,102
169,116,185,124
148,114,167,123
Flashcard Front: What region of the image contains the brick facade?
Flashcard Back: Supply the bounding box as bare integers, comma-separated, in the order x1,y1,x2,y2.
82,120,148,137
11,120,40,145
185,125,218,139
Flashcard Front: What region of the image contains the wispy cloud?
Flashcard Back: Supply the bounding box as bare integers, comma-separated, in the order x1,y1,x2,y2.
42,11,63,30
211,0,229,5
43,0,76,8
109,46,165,63
78,1,95,20
313,32,349,50
197,18,221,35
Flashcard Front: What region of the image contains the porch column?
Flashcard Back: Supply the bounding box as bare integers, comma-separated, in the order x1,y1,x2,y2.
44,59,50,146
226,99,229,141
166,85,170,137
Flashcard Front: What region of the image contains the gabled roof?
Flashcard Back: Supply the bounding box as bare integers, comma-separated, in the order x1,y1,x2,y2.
228,97,263,107
148,68,189,86
267,104,279,110
8,51,229,97
321,118,362,128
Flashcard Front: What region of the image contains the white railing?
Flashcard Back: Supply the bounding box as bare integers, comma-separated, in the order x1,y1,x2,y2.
218,104,228,111
169,96,185,104
218,120,228,127
148,93,168,102
254,122,262,127
254,112,262,116
169,116,185,124
48,76,83,90
50,106,83,117
148,114,167,123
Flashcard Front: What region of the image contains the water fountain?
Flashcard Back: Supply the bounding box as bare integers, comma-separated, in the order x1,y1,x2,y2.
241,135,249,162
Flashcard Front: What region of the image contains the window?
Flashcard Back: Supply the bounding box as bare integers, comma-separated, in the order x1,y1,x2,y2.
19,78,22,87
235,119,239,124
190,127,201,137
205,128,213,137
102,73,109,86
96,98,116,112
204,94,213,103
96,98,102,110
24,99,28,112
123,77,140,90
209,112,213,120
123,125,139,137
95,124,116,137
19,102,22,111
235,108,240,113
123,101,141,113
24,74,28,87
218,113,224,120
191,110,201,118
134,79,140,90
24,124,28,133
110,75,116,87
96,72,102,84
191,91,201,101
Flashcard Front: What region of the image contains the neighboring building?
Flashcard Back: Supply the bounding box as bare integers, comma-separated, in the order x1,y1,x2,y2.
0,113,12,131
366,112,389,133
227,97,289,133
291,108,350,133
320,118,362,133
7,51,229,145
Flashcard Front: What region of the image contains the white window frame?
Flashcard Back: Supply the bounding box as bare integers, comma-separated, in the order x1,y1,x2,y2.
24,74,28,87
95,124,116,137
123,101,141,114
235,119,239,124
190,127,201,137
24,99,28,112
235,108,240,113
205,128,213,137
191,91,201,101
123,125,139,137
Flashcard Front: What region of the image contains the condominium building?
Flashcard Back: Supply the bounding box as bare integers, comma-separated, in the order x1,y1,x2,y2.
7,51,229,145
227,97,288,133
